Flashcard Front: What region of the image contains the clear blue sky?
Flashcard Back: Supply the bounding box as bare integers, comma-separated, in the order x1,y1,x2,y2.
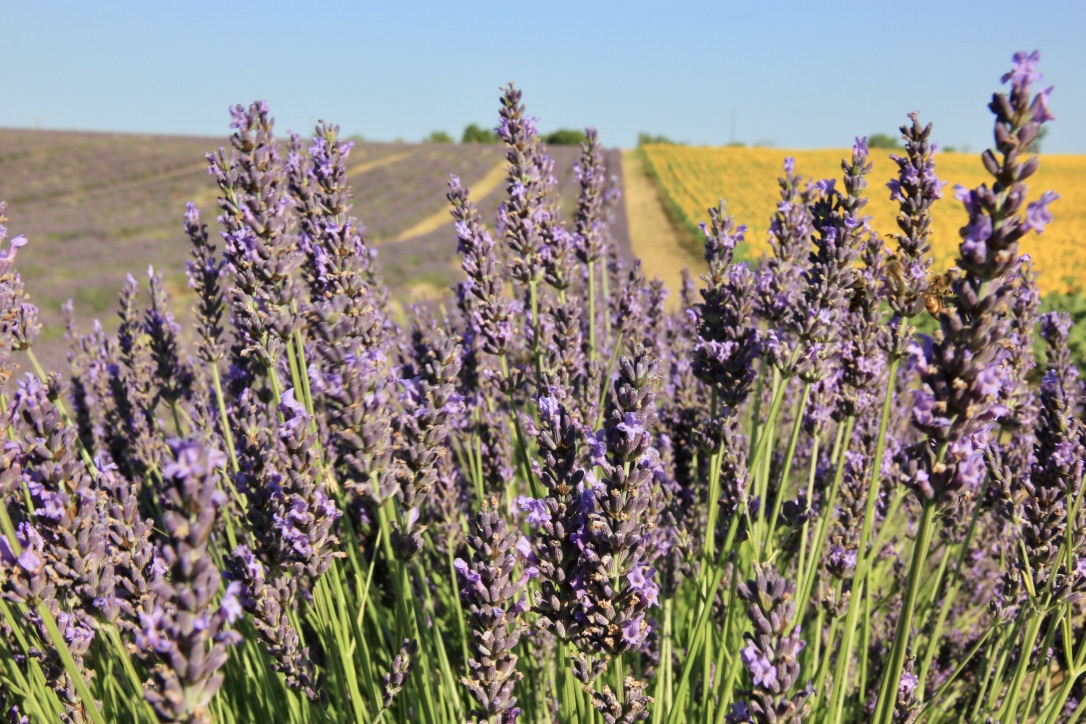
4,0,1084,153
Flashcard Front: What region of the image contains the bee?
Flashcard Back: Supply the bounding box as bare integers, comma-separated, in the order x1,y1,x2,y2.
923,269,956,318
884,257,910,298
849,275,868,313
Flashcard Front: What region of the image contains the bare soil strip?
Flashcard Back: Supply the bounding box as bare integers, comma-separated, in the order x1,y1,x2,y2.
620,149,700,307
346,150,413,179
391,159,509,242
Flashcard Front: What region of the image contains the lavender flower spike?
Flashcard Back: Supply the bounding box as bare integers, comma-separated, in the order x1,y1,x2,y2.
449,175,517,357
884,112,943,358
183,202,225,364
902,50,1057,506
728,564,809,723
690,201,760,409
140,439,239,723
455,500,529,721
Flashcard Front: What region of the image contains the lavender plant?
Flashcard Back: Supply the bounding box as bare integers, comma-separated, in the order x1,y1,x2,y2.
0,51,1080,724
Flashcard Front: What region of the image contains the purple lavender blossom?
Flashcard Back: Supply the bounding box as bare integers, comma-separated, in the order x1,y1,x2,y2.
690,202,761,409
449,175,518,357
883,112,944,357
141,439,239,723
495,83,556,288
730,564,809,722
223,545,325,704
573,127,609,266
576,346,661,658
390,327,462,560
1009,313,1086,591
208,101,302,368
526,394,596,642
756,159,813,327
0,204,40,374
455,501,529,721
773,141,868,383
184,202,226,364
900,51,1057,506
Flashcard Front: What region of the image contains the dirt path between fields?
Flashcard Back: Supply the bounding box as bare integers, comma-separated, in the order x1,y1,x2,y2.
620,149,700,307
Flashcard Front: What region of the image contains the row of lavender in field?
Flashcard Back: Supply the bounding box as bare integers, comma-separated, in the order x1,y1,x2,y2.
0,131,577,371
0,51,1082,723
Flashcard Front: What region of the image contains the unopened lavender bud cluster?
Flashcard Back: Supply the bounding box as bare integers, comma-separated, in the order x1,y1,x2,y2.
454,500,529,721
577,346,662,658
884,112,943,357
390,327,462,560
140,439,239,723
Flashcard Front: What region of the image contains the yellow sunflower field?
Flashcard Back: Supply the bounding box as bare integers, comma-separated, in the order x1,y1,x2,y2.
642,144,1086,295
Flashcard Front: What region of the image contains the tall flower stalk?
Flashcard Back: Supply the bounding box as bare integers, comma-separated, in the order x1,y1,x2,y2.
875,50,1059,724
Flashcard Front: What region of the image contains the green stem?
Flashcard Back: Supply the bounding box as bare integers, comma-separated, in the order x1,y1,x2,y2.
762,381,811,558
968,624,1006,721
716,562,742,716
812,581,844,709
858,576,874,719
499,354,540,499
588,260,597,362
666,515,739,724
210,364,240,473
983,616,1022,714
594,331,626,431
916,478,987,698
795,430,828,597
795,416,855,625
912,623,996,721
651,599,673,724
602,260,612,340
1042,611,1086,723
702,391,722,565
747,356,767,460
37,602,107,724
997,607,1046,722
529,279,543,387
875,500,937,724
103,623,156,722
413,558,463,721
1023,609,1061,720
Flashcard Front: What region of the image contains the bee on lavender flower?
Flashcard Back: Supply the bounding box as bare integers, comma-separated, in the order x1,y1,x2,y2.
923,268,956,318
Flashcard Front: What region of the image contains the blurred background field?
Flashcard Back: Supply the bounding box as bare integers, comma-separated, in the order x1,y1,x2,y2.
2,126,1084,370
640,143,1086,296
0,128,628,368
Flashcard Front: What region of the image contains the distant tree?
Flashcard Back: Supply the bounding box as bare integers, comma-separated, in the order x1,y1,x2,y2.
867,132,901,149
726,141,747,148
637,132,679,146
425,130,454,144
543,129,588,146
461,123,499,144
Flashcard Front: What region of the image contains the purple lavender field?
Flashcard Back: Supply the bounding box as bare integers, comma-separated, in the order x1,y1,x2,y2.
0,128,628,368
0,54,1082,724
